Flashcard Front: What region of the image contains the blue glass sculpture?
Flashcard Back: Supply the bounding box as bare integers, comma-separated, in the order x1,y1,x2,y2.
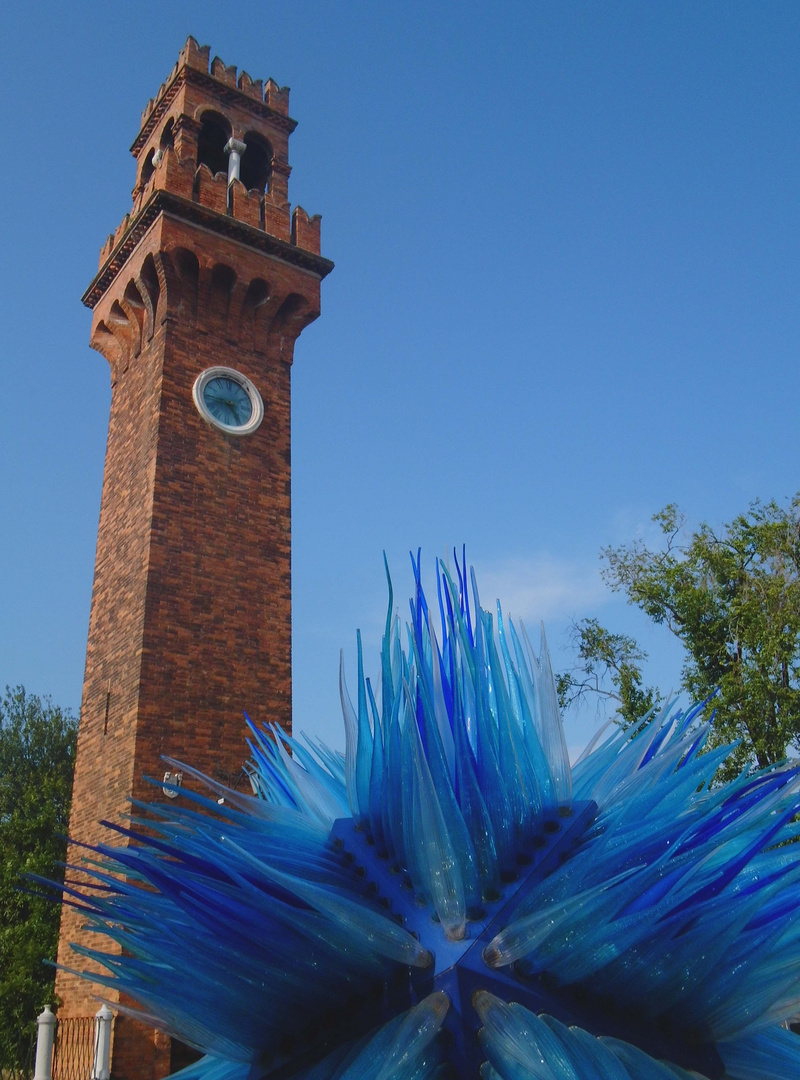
51,552,800,1079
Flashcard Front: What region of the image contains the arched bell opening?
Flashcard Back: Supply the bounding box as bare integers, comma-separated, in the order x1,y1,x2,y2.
139,117,176,189
196,111,232,178
160,118,175,151
239,132,272,194
140,148,156,187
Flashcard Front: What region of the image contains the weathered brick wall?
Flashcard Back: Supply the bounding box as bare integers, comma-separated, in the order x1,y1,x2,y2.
55,303,166,1023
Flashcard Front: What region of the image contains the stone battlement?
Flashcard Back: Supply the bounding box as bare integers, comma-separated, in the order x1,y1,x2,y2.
140,37,290,132
98,146,322,270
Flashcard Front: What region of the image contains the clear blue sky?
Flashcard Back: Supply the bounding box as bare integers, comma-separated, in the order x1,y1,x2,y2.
1,1,799,753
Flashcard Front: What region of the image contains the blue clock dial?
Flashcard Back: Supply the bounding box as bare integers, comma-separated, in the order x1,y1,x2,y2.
202,377,253,427
193,367,264,436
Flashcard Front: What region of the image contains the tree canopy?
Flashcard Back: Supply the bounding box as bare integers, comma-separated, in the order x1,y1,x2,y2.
0,687,76,1066
556,618,662,729
560,496,800,780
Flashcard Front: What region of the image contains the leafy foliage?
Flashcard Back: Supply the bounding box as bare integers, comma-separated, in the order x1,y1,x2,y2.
0,687,76,1066
565,497,800,780
556,618,662,728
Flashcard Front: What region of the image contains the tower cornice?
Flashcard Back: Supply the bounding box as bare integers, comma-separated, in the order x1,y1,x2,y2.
82,189,334,309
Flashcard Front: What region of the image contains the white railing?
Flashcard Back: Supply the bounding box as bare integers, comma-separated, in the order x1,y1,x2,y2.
34,1005,114,1080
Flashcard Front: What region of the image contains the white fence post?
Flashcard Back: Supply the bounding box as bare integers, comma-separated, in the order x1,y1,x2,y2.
90,1005,113,1080
33,1005,56,1080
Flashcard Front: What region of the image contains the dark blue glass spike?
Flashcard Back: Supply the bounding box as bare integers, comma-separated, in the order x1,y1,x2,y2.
381,553,395,724
671,801,800,917
441,567,456,639
468,564,482,647
718,1028,800,1080
354,629,373,819
93,823,202,870
95,819,236,881
677,726,710,769
409,548,428,643
440,579,460,733
453,548,466,615
677,695,717,734
460,545,474,647
439,563,479,692
41,868,111,913
365,676,386,853
680,769,800,858
619,863,693,917
384,687,405,866
414,681,429,759
246,744,298,806
676,775,790,853
736,764,800,806
435,558,448,650
435,635,455,733
720,764,800,809
639,716,674,768
745,876,800,930
740,861,800,905
21,873,110,907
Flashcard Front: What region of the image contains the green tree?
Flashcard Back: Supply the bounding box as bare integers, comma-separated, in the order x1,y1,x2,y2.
557,618,662,728
562,497,800,781
0,687,76,1067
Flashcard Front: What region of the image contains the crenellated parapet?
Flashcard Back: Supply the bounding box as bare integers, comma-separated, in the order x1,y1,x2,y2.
291,206,322,254
138,37,291,144
90,37,328,300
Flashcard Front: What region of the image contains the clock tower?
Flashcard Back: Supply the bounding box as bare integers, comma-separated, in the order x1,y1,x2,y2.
55,38,332,1080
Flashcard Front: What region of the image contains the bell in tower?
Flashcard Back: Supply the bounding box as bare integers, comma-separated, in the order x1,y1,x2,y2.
55,38,333,1080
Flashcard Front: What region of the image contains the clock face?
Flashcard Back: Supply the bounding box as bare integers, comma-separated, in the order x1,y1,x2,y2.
192,367,264,436
203,376,253,427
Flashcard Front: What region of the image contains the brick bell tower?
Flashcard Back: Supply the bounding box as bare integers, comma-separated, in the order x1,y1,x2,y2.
55,38,333,1080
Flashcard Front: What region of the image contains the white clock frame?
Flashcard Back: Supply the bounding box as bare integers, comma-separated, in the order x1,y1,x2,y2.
192,366,265,436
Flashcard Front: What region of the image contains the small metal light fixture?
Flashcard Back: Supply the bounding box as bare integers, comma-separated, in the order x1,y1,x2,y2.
162,771,183,799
